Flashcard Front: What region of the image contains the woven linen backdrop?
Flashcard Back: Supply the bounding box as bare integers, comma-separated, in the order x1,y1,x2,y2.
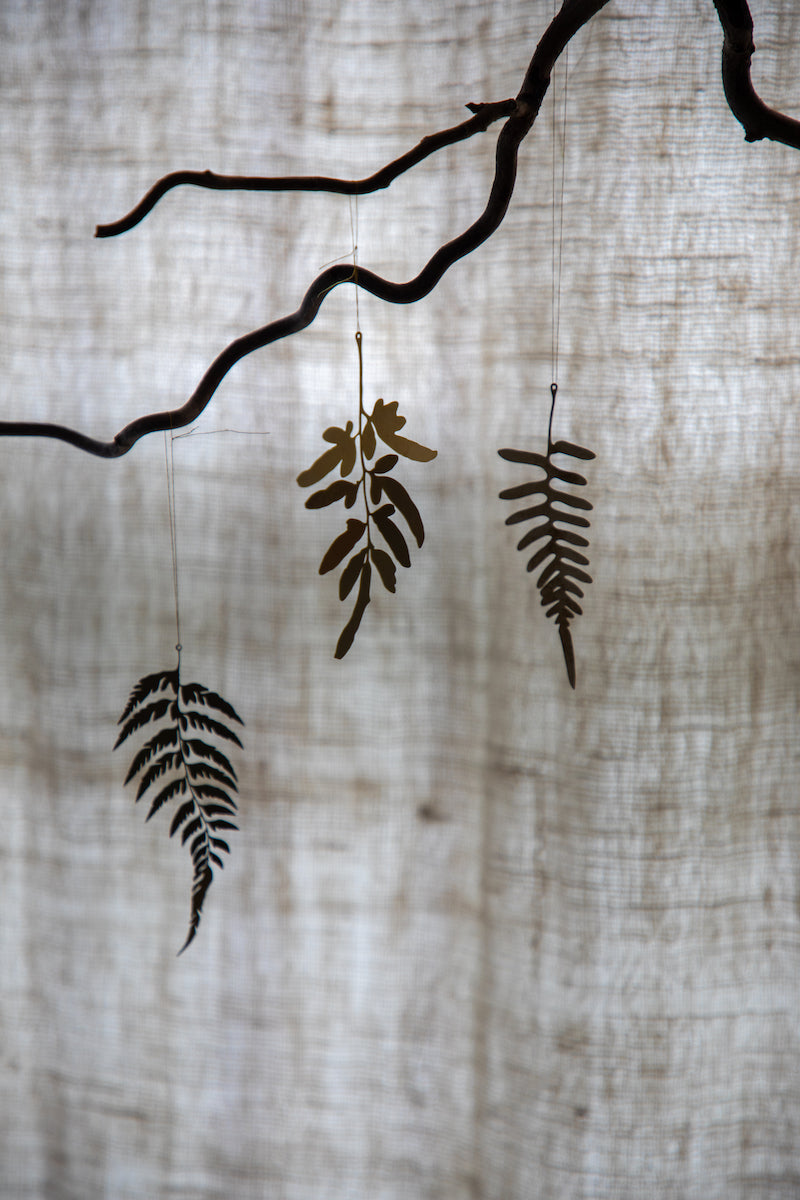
2,1,799,1196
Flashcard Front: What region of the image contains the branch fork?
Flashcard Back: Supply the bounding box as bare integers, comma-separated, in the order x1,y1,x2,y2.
0,1,796,456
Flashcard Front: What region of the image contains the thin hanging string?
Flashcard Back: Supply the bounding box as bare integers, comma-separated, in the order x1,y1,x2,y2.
173,426,271,440
349,194,361,334
349,193,366,460
551,44,569,387
164,429,182,654
350,196,368,493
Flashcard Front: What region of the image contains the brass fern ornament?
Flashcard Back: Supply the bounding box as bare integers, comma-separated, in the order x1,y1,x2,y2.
115,658,244,953
297,331,437,658
498,383,595,689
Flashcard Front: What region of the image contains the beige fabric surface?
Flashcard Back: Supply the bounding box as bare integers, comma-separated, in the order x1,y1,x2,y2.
1,2,799,1196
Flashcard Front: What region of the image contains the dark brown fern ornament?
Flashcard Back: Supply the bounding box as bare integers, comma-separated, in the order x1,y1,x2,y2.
115,655,244,953
297,331,437,657
498,383,595,688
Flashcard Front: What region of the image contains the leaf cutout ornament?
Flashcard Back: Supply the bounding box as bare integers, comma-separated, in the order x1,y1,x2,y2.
297,331,437,657
498,383,595,688
370,398,437,462
372,475,425,547
304,479,359,510
336,558,371,658
296,422,357,486
116,658,244,953
319,519,366,575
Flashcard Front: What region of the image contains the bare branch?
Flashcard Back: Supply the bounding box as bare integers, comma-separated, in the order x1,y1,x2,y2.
518,0,610,92
95,100,517,238
0,0,611,457
713,0,800,148
3,98,540,459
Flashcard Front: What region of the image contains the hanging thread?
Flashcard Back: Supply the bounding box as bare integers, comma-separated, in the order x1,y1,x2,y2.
350,195,365,451
164,429,182,654
349,195,361,334
173,427,271,440
551,45,568,388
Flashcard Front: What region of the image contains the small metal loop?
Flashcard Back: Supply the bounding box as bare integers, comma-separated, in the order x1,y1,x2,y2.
547,382,558,448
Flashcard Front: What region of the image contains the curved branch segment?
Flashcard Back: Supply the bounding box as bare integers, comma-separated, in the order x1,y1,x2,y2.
0,0,612,457
1,99,542,458
95,99,517,238
5,0,799,461
713,0,800,148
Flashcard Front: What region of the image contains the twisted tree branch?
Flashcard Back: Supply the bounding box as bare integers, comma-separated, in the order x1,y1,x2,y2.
2,0,797,457
94,99,518,239
712,0,800,147
3,93,540,459
2,0,609,457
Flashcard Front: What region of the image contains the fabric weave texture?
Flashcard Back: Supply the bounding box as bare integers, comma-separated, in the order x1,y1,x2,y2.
1,2,798,1196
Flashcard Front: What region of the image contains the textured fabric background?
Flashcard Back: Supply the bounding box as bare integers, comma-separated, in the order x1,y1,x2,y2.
1,2,799,1197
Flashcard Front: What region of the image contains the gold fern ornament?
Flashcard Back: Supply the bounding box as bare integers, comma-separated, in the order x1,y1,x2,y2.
498,383,595,688
297,332,436,658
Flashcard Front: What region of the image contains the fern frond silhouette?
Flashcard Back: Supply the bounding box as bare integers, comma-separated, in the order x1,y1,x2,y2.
498,384,595,688
297,332,436,658
115,663,244,953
